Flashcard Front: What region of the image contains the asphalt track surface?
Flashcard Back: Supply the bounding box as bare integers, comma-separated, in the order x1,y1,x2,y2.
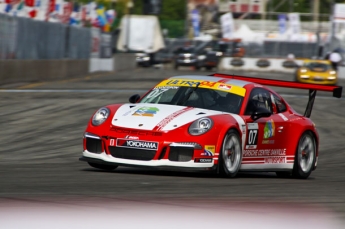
1,67,345,228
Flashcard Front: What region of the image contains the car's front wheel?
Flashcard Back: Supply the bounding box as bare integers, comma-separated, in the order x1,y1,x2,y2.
292,131,316,179
218,129,242,178
88,162,118,171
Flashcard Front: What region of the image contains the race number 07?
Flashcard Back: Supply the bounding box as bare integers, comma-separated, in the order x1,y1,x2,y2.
248,129,257,145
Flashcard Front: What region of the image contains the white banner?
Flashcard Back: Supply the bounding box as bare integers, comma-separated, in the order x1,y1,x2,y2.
90,27,101,58
288,13,300,41
220,12,234,39
334,3,345,23
117,15,165,53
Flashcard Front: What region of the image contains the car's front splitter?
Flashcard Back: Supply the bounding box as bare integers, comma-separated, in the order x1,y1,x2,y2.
81,150,216,169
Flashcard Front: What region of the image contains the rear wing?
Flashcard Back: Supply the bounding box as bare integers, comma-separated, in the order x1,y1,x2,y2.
211,73,343,118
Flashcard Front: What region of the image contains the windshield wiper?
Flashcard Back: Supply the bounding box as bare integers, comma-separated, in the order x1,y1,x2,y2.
176,82,201,106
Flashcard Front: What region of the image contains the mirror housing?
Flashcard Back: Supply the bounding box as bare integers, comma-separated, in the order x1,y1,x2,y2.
129,94,140,103
250,107,272,121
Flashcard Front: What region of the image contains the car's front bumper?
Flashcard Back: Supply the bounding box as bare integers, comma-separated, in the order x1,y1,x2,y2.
81,131,218,169
176,59,198,66
297,75,337,85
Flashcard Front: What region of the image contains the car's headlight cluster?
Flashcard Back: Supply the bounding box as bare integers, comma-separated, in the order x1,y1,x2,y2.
92,107,110,126
198,55,206,60
188,117,213,135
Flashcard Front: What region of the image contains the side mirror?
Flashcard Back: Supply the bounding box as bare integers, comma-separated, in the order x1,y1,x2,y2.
250,107,272,121
129,94,140,103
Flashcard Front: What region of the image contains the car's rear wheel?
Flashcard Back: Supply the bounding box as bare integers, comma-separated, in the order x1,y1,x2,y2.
219,129,242,178
292,131,316,179
88,162,118,171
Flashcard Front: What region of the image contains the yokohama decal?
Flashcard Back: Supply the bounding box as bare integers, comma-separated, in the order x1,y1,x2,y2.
153,107,194,131
116,139,158,150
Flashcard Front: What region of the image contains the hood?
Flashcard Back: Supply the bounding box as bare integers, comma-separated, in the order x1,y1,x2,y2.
111,103,223,131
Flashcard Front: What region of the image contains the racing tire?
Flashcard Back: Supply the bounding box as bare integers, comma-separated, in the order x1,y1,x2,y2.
218,129,242,178
292,131,316,179
88,162,118,171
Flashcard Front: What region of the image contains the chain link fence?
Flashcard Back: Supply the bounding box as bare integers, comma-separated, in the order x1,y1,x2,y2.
0,13,91,60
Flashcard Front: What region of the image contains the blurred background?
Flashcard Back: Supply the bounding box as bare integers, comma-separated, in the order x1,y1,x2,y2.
1,0,345,79
1,1,345,228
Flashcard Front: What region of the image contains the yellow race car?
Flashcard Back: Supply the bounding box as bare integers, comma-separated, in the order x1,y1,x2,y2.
295,59,337,85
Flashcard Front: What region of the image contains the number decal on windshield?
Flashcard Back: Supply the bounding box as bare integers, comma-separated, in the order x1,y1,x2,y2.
146,88,170,99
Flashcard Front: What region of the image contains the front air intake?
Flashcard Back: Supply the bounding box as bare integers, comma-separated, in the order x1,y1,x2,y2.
168,147,193,162
86,137,102,154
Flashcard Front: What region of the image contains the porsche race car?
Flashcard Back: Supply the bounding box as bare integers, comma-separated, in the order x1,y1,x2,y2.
80,74,342,179
295,59,337,85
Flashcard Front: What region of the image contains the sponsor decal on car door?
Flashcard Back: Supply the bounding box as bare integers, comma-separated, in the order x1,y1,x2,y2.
243,115,288,166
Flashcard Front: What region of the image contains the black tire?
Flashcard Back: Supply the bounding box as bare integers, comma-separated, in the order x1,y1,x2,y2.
88,162,118,171
206,66,213,71
292,131,316,179
218,129,242,178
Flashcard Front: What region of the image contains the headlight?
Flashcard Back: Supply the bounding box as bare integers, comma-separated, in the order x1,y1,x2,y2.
92,107,110,126
216,52,223,56
299,69,307,73
329,70,336,75
198,55,206,60
300,74,310,79
188,117,213,135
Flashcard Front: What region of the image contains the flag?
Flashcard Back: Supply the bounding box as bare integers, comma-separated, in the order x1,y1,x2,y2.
5,3,11,12
191,9,200,37
25,0,34,7
96,5,106,27
278,14,286,34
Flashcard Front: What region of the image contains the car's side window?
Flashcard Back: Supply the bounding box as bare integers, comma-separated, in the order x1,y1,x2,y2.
272,94,287,113
245,88,273,115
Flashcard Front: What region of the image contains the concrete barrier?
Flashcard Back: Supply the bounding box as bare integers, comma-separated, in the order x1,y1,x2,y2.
0,53,137,85
338,66,345,79
89,53,136,73
89,58,114,73
0,59,89,85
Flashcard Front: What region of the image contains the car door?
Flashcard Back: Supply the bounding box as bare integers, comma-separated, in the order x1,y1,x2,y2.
242,88,288,166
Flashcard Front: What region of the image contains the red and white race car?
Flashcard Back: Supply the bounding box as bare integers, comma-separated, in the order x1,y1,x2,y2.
80,73,342,179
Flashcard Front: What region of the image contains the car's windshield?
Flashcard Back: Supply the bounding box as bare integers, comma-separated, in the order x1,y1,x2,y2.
305,62,331,71
175,47,195,54
140,84,244,114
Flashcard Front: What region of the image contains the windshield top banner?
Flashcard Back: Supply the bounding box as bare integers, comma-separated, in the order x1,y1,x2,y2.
155,79,246,97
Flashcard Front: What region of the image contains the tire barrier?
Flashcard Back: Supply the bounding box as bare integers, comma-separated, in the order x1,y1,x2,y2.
219,57,304,73
230,58,245,67
282,60,299,68
256,59,270,68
